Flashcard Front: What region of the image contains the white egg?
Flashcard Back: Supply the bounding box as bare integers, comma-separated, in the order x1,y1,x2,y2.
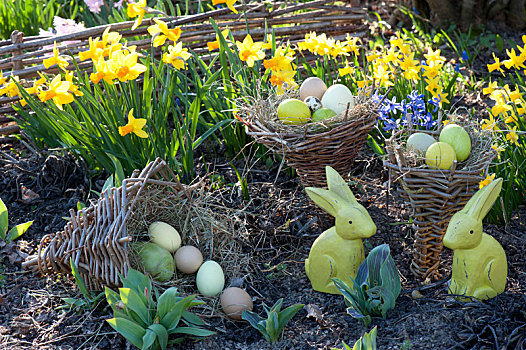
321,84,355,115
196,260,225,297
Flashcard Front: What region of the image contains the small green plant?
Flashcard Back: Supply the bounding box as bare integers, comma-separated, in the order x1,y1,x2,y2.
105,269,214,349
0,197,33,242
401,339,413,350
57,258,105,313
333,244,401,327
335,326,378,350
242,298,304,343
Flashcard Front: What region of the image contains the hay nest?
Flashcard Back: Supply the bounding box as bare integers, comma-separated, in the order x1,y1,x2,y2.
384,115,497,281
24,158,249,294
236,85,379,187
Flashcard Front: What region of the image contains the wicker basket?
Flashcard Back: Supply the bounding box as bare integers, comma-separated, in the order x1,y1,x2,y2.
23,158,246,291
383,125,497,280
237,92,378,187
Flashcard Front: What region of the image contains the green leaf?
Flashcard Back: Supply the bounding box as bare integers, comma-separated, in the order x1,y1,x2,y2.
147,324,168,350
277,303,304,334
495,34,504,53
171,326,215,338
141,329,156,350
101,175,114,193
156,287,180,321
182,311,205,326
119,288,151,326
69,258,91,300
161,295,196,331
267,311,280,342
6,221,32,242
0,198,8,239
107,317,146,349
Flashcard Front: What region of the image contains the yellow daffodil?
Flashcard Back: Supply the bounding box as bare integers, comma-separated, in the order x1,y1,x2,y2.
503,48,526,70
212,0,238,14
366,53,379,62
38,75,74,109
422,62,442,79
487,53,504,75
65,72,83,97
19,76,47,106
119,109,148,138
328,40,349,58
491,96,512,116
481,114,498,131
0,76,20,97
269,69,297,94
345,34,360,56
339,64,355,77
128,0,147,31
90,56,117,84
400,53,420,81
79,37,103,62
110,50,147,82
483,81,498,95
0,71,5,86
43,43,69,71
424,48,445,66
373,64,393,88
207,28,231,51
236,34,265,67
263,50,294,72
147,19,182,47
162,42,191,70
506,125,519,145
425,76,441,94
383,47,401,66
102,27,122,45
479,173,495,189
298,32,318,53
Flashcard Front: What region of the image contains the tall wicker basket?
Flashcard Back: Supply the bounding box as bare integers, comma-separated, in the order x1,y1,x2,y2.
237,92,378,187
23,158,246,291
384,126,497,280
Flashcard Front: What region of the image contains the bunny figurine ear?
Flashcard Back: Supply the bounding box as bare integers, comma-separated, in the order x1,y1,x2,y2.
325,166,357,204
305,187,342,217
464,178,503,221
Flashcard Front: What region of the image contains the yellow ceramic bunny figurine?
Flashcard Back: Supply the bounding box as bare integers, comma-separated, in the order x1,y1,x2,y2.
443,178,507,300
305,166,377,294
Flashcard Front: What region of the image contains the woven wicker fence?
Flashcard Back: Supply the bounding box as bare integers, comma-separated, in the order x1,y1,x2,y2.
0,0,366,135
384,126,497,281
22,158,247,291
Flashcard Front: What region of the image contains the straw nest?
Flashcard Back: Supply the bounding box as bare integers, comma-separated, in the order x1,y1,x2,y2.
236,85,379,187
23,158,249,297
126,183,249,295
384,114,497,280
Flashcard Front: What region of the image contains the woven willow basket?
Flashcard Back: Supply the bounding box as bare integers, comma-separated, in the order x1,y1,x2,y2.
23,158,246,291
237,91,378,187
384,125,497,281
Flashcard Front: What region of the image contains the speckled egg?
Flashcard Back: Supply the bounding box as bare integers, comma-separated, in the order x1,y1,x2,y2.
304,96,322,112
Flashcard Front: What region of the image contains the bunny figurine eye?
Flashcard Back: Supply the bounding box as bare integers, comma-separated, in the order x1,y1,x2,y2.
304,166,377,295
443,178,508,300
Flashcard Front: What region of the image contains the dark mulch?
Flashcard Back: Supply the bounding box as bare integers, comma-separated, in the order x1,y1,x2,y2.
0,140,524,350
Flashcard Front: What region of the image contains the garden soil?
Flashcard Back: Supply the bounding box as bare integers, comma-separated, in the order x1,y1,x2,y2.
0,138,524,350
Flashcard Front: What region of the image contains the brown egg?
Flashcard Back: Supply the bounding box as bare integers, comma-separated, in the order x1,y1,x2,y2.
299,77,328,101
220,287,253,321
174,246,203,274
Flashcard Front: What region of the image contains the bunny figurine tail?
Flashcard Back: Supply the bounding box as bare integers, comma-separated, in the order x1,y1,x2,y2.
443,178,507,300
